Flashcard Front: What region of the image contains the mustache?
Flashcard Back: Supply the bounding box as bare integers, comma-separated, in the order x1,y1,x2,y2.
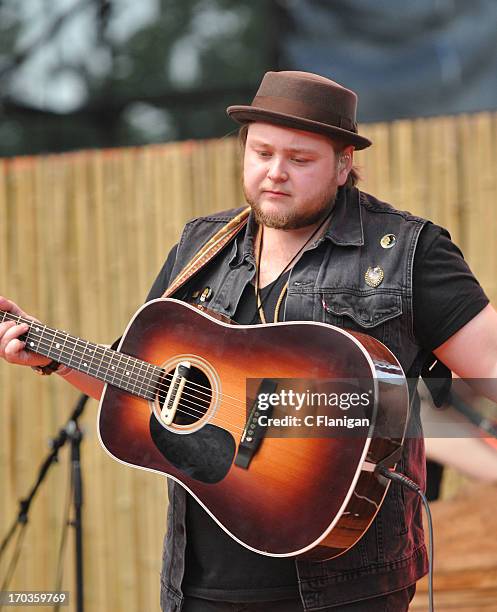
260,187,291,195
259,185,290,195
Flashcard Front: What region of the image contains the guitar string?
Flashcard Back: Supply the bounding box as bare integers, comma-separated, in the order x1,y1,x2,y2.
1,313,269,433
2,311,366,425
1,312,248,406
15,321,248,435
1,312,367,436
0,312,232,404
24,329,248,412
155,404,246,436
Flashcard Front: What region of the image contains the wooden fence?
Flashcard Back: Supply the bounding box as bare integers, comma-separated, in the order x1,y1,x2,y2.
0,111,496,611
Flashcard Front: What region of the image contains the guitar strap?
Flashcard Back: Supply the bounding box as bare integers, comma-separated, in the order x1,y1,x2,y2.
162,206,251,299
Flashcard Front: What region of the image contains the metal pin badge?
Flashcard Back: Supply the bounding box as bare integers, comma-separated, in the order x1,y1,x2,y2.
199,287,212,302
380,234,397,249
365,266,384,288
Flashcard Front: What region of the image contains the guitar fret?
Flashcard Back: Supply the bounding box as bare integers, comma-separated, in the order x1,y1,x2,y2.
136,359,148,398
25,326,37,352
46,325,57,358
35,324,44,353
68,336,79,369
115,354,125,388
26,323,43,355
1,309,159,401
113,352,125,387
59,333,70,365
140,360,152,399
132,359,141,395
106,355,116,384
114,353,124,384
95,345,108,380
77,339,86,367
146,363,161,401
78,340,89,371
127,356,137,394
132,358,143,396
120,354,129,390
103,352,110,384
122,355,133,392
52,330,63,362
86,343,97,376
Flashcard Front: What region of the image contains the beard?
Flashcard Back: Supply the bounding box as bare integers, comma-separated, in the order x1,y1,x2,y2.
243,179,338,230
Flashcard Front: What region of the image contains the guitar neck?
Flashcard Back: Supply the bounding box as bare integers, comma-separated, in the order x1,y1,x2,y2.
0,310,162,401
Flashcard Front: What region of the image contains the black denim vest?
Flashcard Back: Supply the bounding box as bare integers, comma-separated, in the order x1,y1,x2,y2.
160,187,429,611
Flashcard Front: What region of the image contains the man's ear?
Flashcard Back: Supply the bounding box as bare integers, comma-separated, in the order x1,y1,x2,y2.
337,146,354,185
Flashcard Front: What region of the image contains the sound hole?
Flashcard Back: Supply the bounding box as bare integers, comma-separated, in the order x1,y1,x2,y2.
159,365,212,426
150,362,234,483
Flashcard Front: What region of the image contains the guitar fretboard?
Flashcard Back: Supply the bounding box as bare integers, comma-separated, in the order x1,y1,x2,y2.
0,310,164,401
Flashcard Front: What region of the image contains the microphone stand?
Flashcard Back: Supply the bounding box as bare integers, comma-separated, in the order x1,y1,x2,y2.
0,394,89,612
67,394,87,612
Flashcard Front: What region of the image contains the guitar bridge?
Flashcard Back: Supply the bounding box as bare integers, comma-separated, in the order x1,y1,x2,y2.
160,361,192,425
235,379,277,469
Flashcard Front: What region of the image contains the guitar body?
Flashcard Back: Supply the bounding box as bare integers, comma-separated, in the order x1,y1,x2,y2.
97,298,409,560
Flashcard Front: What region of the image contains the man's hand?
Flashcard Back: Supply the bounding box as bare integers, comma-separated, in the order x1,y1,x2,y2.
0,296,53,368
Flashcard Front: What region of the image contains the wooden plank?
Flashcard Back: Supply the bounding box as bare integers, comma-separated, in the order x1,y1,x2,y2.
412,587,497,611
0,158,12,556
414,483,497,610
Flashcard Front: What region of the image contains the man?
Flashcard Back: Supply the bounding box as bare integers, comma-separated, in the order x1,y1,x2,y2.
1,71,496,611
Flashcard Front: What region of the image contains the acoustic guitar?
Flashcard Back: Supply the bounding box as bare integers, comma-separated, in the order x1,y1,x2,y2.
1,298,409,560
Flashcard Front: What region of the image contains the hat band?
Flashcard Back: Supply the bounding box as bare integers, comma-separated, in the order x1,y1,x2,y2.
251,95,357,133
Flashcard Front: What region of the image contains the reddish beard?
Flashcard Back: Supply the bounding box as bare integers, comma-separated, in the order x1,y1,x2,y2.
243,181,338,230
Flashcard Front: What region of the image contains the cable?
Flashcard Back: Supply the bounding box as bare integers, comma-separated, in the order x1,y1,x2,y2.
375,465,434,612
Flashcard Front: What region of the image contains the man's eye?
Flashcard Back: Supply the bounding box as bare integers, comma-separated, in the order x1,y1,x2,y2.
292,158,308,164
257,151,271,158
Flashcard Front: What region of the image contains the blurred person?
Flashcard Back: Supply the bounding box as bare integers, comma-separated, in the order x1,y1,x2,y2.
1,71,497,611
420,379,497,499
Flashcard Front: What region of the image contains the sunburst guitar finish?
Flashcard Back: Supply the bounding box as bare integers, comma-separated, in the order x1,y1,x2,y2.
0,298,409,560
96,299,409,560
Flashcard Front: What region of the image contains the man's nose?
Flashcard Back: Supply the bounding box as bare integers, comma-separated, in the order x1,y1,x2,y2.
267,158,289,182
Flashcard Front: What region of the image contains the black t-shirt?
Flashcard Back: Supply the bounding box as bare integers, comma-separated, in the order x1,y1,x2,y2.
183,271,300,603
146,222,489,602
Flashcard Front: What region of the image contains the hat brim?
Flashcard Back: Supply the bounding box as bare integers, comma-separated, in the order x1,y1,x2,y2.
227,105,372,150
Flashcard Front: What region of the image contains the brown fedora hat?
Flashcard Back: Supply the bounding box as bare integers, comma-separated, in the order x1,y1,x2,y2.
227,70,371,150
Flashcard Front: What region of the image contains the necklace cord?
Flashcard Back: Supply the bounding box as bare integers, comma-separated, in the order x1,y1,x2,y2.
251,210,332,325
